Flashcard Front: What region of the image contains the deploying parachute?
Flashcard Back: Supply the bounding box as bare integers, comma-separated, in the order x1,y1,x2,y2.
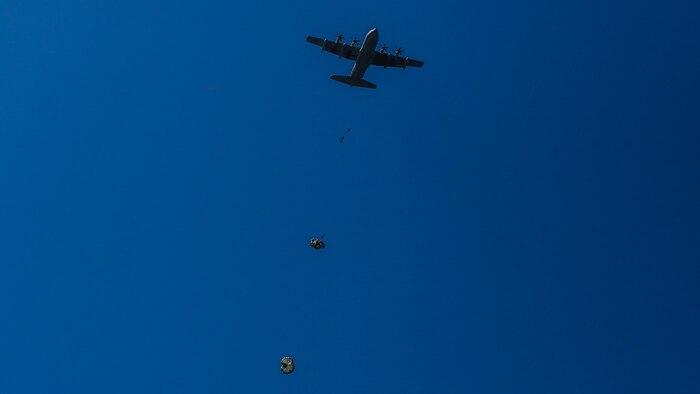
340,127,351,143
281,356,295,374
310,236,325,250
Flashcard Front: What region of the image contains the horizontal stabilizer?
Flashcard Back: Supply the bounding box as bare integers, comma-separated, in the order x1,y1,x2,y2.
330,75,376,89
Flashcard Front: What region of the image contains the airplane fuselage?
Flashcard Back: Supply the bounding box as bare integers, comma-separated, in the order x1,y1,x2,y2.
306,27,422,89
350,28,379,79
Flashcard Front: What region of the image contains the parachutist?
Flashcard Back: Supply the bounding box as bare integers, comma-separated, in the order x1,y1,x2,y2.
310,236,325,249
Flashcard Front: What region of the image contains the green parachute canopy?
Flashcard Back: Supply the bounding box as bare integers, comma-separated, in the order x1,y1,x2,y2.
280,356,295,374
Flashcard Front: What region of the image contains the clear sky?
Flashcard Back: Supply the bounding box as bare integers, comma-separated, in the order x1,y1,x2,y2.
1,1,699,393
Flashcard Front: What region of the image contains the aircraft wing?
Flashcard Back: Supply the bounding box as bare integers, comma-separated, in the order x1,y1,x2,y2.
371,52,424,68
306,36,360,61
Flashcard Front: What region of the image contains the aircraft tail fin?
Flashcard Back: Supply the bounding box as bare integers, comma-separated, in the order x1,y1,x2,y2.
330,75,376,89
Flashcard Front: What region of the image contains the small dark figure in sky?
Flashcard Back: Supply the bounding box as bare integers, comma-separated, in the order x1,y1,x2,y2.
281,357,295,374
340,127,351,143
310,236,325,249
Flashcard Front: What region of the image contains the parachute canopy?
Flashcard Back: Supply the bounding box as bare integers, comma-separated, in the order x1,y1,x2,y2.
281,356,295,374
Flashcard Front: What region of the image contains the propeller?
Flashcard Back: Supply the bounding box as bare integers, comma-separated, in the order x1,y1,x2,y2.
380,44,389,54
394,47,405,56
335,33,344,43
350,37,360,47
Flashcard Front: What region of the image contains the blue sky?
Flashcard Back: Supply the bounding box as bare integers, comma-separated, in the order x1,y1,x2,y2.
1,1,699,393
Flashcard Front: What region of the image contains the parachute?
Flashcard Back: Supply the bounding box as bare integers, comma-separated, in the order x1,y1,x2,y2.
281,356,295,374
340,127,351,143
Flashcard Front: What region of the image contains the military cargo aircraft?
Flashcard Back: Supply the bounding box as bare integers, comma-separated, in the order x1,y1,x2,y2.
306,28,424,89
